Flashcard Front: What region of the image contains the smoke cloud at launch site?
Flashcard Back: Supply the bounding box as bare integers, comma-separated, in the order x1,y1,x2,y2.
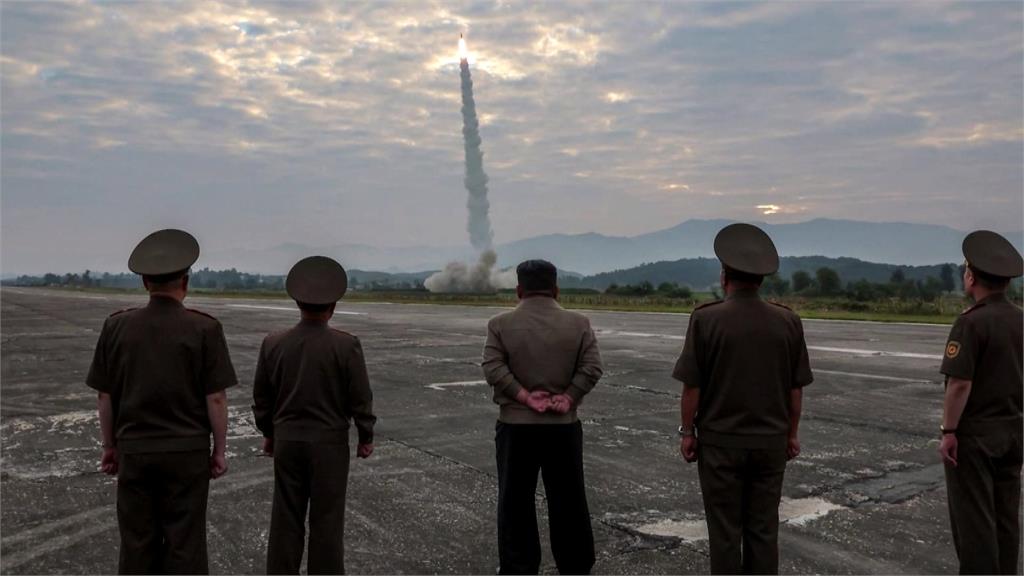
425,47,515,293
423,249,516,293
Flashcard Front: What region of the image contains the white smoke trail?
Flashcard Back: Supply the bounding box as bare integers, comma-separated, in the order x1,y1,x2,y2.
426,43,514,293
459,55,493,251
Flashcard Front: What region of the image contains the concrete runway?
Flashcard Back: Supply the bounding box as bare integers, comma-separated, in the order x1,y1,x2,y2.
1,287,963,574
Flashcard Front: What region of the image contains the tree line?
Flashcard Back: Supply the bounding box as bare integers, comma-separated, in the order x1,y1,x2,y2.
7,268,285,291
5,268,425,292
759,264,961,302
600,264,975,302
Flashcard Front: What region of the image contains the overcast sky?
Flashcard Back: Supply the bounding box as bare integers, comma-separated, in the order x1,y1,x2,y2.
2,1,1022,274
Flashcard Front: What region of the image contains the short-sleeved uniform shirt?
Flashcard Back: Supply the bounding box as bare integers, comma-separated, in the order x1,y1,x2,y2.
251,319,376,445
940,292,1023,434
673,289,813,449
86,296,238,453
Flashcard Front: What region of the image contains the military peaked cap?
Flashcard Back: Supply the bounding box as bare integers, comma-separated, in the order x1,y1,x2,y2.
286,256,349,304
128,229,200,276
713,223,780,276
963,230,1023,279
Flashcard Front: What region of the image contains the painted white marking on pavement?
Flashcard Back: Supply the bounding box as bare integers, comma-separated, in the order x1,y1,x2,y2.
808,345,941,360
596,330,941,360
814,369,934,384
426,380,488,391
596,329,684,340
226,304,366,316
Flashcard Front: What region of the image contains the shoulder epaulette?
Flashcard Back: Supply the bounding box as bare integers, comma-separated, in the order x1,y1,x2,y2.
767,300,795,312
960,301,986,316
693,299,724,312
186,308,218,321
108,307,138,317
330,328,355,338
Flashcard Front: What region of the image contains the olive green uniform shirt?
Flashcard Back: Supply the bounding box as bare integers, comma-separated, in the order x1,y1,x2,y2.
86,296,238,454
482,297,603,424
673,289,813,449
252,319,376,444
940,292,1023,434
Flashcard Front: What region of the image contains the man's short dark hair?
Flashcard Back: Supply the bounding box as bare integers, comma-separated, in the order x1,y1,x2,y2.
142,268,189,286
297,301,334,313
723,266,764,286
516,259,558,292
968,264,1011,291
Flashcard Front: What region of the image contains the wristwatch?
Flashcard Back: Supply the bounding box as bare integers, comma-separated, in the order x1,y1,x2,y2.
940,425,957,435
678,425,695,437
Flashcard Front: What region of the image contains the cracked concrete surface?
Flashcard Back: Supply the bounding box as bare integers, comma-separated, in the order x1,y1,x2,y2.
0,287,976,573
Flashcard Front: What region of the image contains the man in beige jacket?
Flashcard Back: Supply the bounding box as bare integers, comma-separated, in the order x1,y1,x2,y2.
482,259,604,575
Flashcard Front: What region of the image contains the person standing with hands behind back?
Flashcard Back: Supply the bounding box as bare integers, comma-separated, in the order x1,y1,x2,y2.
482,259,603,575
252,256,376,575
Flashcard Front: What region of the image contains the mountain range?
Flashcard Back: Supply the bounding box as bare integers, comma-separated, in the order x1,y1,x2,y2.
204,218,1023,276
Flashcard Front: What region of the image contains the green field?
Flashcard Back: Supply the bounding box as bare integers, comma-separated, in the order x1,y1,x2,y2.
20,286,973,324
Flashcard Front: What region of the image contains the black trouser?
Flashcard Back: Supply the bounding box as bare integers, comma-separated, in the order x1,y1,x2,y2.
945,430,1022,575
495,420,595,575
267,439,350,575
117,450,210,575
698,444,788,575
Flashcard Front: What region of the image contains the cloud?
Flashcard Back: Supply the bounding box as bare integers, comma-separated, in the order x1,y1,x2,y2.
1,1,1021,274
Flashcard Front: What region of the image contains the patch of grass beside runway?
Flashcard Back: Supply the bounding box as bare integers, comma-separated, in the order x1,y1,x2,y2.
15,286,963,324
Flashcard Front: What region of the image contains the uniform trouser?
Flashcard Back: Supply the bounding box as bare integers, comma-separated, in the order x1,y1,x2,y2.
267,439,350,575
117,450,210,575
698,443,788,575
945,430,1023,575
495,420,595,575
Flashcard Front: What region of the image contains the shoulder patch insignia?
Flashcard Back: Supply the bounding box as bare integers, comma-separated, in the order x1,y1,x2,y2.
186,308,217,320
945,341,961,359
109,307,137,317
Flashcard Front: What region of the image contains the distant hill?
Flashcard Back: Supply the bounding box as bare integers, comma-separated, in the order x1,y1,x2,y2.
201,219,1022,276
565,255,959,291
496,219,1024,275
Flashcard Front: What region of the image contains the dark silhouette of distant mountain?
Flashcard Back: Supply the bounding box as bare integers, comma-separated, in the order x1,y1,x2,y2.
495,218,1024,275
563,255,961,291
203,219,1022,276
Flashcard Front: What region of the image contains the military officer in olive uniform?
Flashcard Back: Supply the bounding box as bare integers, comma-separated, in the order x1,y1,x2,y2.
87,229,237,574
252,255,376,575
938,230,1023,575
673,223,813,575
